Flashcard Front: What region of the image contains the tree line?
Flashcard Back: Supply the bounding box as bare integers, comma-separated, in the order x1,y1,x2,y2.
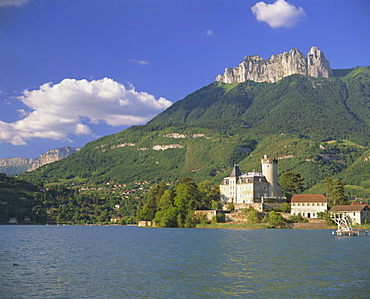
138,178,220,228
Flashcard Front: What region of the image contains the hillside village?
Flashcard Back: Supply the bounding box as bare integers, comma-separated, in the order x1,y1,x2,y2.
2,150,370,227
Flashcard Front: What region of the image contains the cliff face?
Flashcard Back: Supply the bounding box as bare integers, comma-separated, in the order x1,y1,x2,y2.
28,146,81,171
0,146,80,174
0,157,33,166
215,46,333,84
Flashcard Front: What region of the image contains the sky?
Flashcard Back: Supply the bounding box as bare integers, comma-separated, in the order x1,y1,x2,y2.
0,0,369,159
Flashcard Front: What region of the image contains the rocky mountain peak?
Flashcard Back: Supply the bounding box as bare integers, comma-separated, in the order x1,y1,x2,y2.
216,46,333,84
0,146,80,175
307,46,334,78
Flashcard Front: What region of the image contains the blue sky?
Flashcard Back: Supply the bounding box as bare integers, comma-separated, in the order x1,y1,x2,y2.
0,0,369,159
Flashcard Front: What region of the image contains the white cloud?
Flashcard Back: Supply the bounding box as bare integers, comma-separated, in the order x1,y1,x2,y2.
206,29,213,36
0,78,172,145
251,0,305,28
0,0,30,6
130,59,149,65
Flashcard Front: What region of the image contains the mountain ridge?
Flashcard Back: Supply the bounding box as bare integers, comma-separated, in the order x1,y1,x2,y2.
216,46,333,84
0,146,80,175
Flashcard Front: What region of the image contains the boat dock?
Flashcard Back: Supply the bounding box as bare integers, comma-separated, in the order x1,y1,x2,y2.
335,229,370,236
331,214,370,236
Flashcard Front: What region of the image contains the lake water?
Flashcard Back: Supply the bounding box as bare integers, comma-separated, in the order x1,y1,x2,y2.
0,226,369,298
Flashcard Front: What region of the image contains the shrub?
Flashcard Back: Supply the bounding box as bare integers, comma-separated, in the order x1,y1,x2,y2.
289,214,308,223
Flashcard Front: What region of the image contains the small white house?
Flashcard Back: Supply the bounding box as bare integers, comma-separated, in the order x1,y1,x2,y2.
291,194,327,218
329,204,370,225
8,217,17,224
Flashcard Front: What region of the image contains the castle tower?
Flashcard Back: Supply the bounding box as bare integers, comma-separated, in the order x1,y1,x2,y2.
261,155,280,197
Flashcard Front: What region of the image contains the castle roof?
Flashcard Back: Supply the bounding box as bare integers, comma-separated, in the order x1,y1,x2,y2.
230,164,241,177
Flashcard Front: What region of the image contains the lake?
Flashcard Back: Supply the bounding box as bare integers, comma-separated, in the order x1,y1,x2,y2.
0,225,369,298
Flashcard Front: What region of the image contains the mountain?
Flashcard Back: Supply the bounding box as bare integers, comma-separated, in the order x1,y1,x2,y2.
18,48,370,199
0,146,80,175
215,46,333,84
149,68,369,142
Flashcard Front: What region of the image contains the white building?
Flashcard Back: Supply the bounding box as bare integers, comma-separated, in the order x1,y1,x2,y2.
329,204,370,225
291,194,328,218
8,217,17,224
219,155,281,206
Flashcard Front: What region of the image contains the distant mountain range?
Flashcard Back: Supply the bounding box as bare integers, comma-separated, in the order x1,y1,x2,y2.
0,146,80,175
18,47,370,198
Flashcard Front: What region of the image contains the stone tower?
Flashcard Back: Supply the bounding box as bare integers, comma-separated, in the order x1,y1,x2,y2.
261,155,280,197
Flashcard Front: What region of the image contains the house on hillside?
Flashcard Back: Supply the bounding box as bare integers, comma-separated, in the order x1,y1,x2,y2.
329,204,370,225
219,155,281,209
290,194,327,218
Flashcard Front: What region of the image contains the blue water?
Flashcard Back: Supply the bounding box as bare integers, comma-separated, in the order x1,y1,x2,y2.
0,226,369,298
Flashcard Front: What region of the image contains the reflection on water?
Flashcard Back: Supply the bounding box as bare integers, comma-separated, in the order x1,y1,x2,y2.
1,226,369,298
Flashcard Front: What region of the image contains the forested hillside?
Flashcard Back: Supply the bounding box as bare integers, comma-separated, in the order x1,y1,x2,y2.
150,68,370,144
17,67,370,201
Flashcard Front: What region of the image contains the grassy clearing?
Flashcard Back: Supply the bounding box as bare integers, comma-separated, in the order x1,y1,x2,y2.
325,140,364,148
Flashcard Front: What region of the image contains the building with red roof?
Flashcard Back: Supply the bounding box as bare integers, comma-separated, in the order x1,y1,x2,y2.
290,194,327,218
329,204,370,225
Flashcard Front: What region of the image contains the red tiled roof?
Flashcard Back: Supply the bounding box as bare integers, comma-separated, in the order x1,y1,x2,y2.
291,194,327,203
329,204,369,213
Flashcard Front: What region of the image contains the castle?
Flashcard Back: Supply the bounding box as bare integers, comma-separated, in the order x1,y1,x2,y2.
219,155,281,207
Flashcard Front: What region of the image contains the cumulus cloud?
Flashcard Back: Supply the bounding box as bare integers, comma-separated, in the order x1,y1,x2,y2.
206,29,213,36
0,78,172,145
251,0,305,28
0,0,30,6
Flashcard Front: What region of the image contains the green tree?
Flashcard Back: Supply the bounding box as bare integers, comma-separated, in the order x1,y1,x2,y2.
329,179,347,205
279,171,305,200
157,189,176,211
323,178,347,206
174,177,200,212
268,211,286,228
198,180,220,209
154,206,179,227
184,211,197,228
138,183,167,221
244,208,259,224
281,202,291,213
323,177,333,197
